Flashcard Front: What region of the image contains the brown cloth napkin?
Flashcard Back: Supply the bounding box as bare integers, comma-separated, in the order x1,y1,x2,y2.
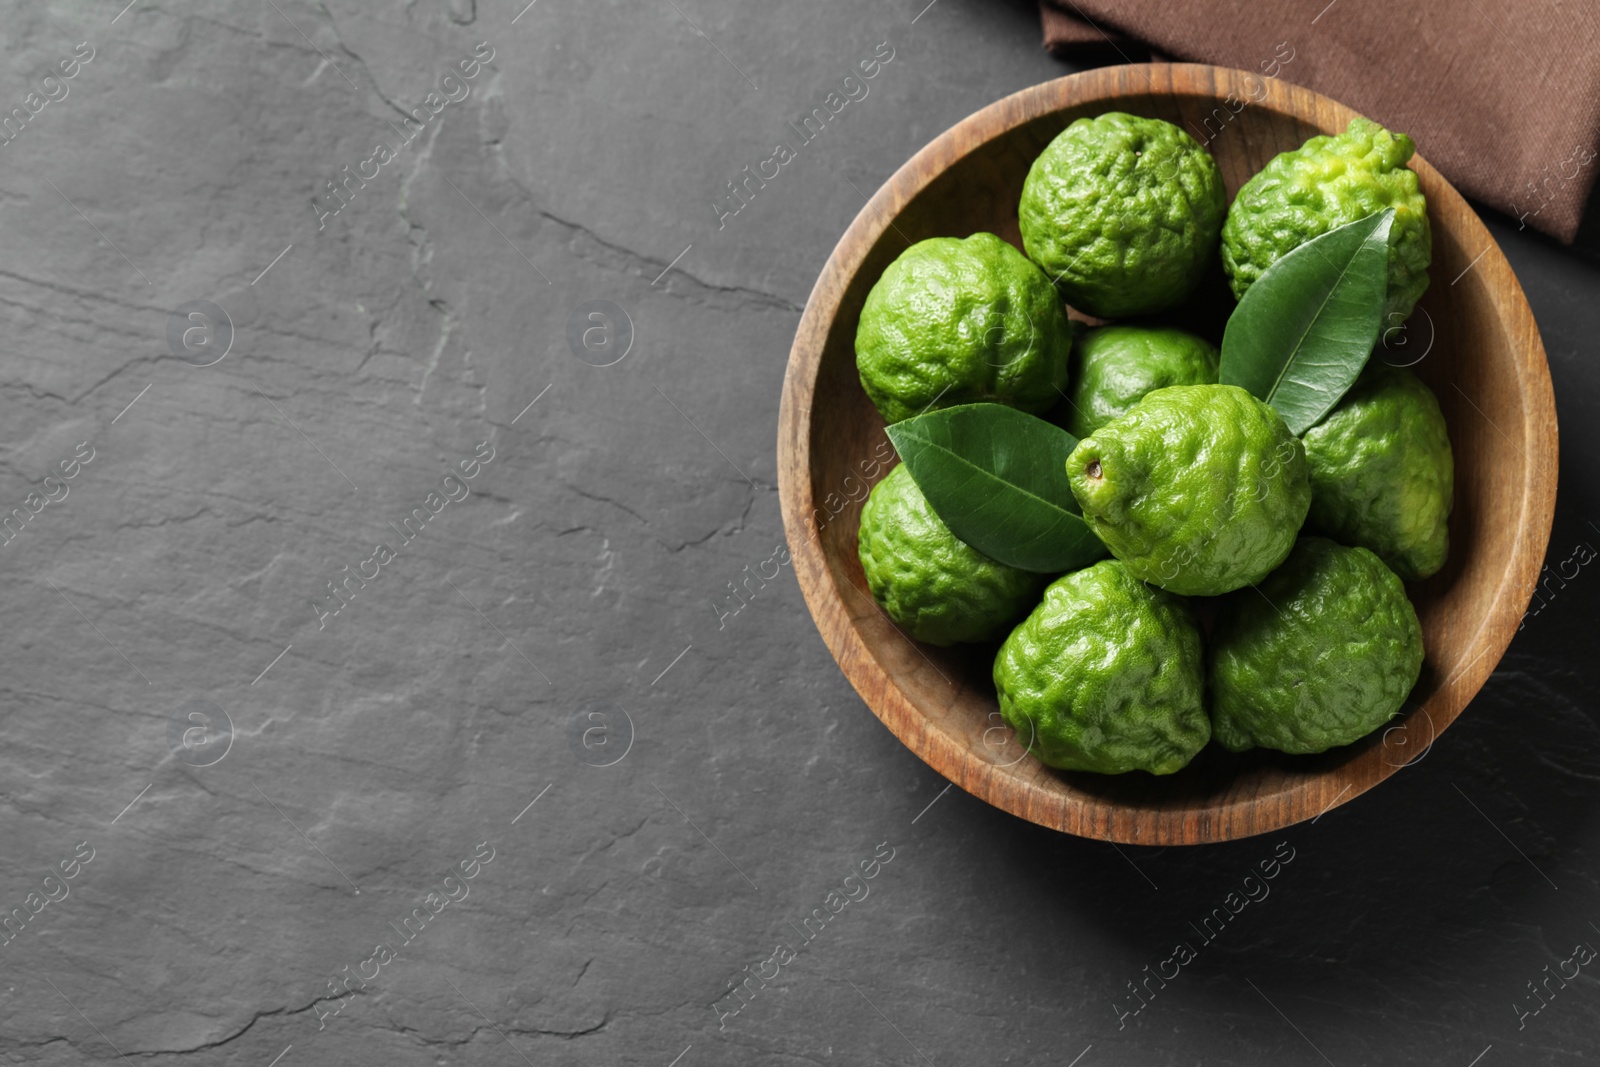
1039,0,1600,242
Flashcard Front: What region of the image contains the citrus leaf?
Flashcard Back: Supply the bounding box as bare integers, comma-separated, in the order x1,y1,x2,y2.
1220,208,1395,435
885,403,1108,574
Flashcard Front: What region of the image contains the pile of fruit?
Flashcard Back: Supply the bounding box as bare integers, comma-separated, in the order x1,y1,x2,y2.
854,112,1453,775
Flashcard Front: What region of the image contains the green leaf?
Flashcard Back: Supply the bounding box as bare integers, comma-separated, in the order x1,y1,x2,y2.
1220,208,1395,435
886,403,1107,574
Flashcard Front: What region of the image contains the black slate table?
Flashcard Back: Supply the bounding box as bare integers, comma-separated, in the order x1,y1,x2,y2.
3,2,1597,1064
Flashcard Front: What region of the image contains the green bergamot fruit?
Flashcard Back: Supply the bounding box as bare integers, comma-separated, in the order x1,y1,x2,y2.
993,559,1208,775
1019,112,1225,318
858,464,1047,645
855,233,1072,425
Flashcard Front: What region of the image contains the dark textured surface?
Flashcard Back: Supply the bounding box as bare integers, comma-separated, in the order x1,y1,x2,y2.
1,2,1597,1065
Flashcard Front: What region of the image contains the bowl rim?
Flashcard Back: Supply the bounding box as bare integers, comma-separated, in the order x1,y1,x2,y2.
776,63,1559,845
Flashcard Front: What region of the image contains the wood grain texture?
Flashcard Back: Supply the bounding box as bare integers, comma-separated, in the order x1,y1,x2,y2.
776,64,1558,846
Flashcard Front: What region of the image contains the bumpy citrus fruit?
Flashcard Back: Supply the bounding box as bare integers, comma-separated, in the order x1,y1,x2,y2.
1210,537,1424,754
1019,112,1226,318
1303,362,1453,579
993,559,1208,775
1066,385,1310,596
1062,324,1219,438
857,464,1046,646
855,233,1072,425
1222,117,1431,323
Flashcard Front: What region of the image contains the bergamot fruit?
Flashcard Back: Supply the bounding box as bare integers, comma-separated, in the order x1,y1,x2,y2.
1210,537,1424,754
1222,117,1431,323
993,559,1208,775
1062,324,1219,438
855,233,1072,425
858,464,1046,646
1019,112,1226,318
1303,362,1453,580
1067,384,1310,596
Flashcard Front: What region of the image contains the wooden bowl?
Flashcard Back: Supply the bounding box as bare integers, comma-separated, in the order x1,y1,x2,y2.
777,65,1558,845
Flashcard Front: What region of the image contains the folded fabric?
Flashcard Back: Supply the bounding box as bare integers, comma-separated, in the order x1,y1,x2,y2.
1039,0,1600,242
